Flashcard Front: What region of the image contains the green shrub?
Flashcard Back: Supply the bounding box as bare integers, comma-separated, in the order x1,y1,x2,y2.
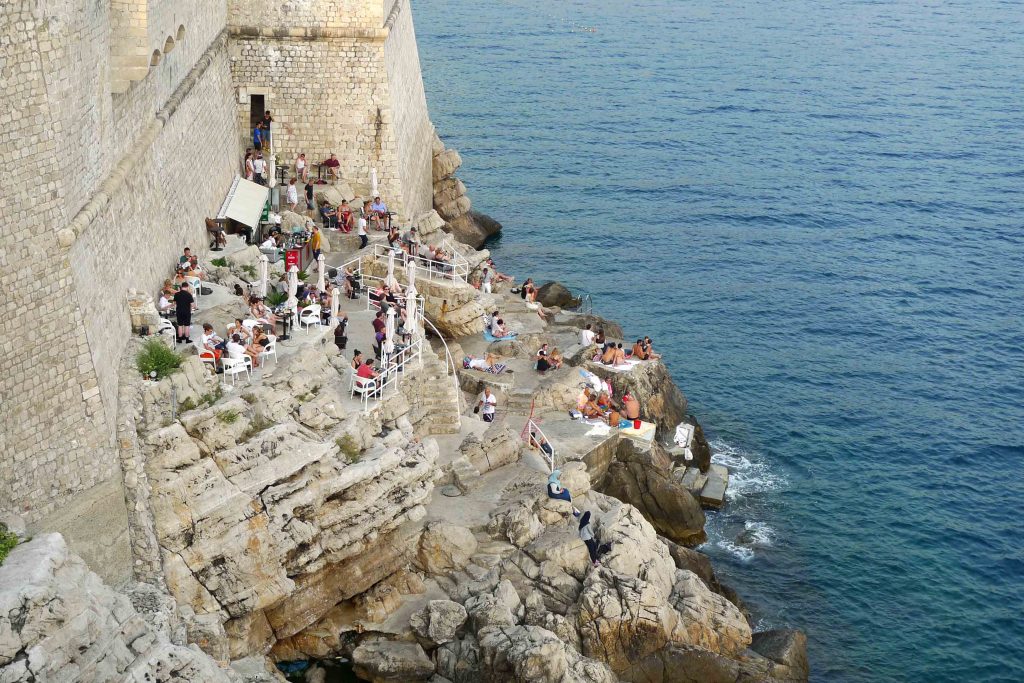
336,434,361,462
296,270,309,282
241,264,257,278
137,339,182,379
266,291,287,307
200,387,223,407
217,409,240,424
179,397,198,412
0,523,19,567
211,257,228,268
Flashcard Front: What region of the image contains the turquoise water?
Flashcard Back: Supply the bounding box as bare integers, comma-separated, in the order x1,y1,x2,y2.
415,0,1024,680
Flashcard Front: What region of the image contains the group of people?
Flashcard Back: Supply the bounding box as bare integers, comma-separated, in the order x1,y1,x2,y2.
577,385,642,428
199,319,273,371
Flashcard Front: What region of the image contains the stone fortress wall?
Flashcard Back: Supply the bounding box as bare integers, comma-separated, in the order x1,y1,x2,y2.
0,0,435,583
227,0,434,219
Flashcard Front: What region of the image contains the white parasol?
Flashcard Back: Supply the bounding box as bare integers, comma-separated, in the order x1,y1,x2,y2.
405,260,418,339
371,168,379,197
257,254,269,298
385,248,398,289
330,283,340,324
384,306,396,361
316,253,326,292
286,265,299,321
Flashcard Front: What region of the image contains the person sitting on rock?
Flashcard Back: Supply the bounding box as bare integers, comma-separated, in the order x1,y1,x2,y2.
486,258,515,283
536,343,553,373
580,324,596,347
491,317,513,339
579,388,604,419
643,336,662,360
549,347,564,370
600,343,617,365
338,199,355,233
621,391,641,422
545,468,581,517
595,327,606,345
611,343,628,366
631,339,648,360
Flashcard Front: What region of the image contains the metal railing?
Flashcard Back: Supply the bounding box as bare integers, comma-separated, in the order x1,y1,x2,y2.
372,243,469,284
352,337,423,412
525,418,556,473
421,315,466,422
567,292,594,316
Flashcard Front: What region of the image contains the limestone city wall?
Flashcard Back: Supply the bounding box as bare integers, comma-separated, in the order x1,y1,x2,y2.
0,1,236,584
0,0,439,584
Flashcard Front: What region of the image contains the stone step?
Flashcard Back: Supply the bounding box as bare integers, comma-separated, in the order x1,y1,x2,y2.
677,466,708,495
700,464,729,509
450,455,481,492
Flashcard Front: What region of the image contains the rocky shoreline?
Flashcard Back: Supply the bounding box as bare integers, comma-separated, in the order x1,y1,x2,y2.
0,141,806,682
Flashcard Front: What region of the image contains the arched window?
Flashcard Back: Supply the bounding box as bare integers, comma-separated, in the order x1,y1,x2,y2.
176,25,185,42
150,50,162,66
163,36,175,54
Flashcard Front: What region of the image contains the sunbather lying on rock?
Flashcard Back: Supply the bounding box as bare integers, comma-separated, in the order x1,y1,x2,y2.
464,353,507,374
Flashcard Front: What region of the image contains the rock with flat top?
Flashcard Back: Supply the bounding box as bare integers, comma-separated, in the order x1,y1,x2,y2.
477,625,616,683
700,465,729,509
536,282,581,309
352,640,435,682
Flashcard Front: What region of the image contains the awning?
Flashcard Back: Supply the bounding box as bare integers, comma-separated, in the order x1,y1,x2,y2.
217,175,269,228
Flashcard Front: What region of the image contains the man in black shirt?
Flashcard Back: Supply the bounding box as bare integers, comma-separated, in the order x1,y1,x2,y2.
172,283,196,344
305,180,315,218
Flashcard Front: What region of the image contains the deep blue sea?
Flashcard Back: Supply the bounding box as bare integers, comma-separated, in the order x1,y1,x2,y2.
415,1,1024,680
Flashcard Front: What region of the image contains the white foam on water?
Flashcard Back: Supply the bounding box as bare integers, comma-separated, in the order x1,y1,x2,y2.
742,520,775,547
709,438,786,500
714,539,755,563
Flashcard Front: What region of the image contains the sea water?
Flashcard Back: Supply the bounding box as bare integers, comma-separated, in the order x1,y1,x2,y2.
415,1,1024,680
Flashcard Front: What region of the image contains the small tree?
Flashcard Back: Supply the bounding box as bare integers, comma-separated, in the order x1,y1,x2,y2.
136,338,183,379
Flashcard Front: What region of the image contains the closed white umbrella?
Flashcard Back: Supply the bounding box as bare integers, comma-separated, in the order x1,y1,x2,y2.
257,254,269,298
385,249,398,290
384,306,396,359
405,262,418,340
371,167,379,197
330,283,340,324
316,253,326,292
286,265,299,322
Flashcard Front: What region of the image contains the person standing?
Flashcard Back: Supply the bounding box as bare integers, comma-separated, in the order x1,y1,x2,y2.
310,225,322,269
357,213,368,249
172,282,195,344
304,179,315,218
253,123,263,152
480,267,493,294
253,153,267,186
578,512,600,566
286,178,298,212
476,386,497,423
261,110,274,149
244,151,255,181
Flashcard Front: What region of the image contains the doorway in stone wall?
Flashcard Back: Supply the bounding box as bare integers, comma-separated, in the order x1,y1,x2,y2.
249,94,265,133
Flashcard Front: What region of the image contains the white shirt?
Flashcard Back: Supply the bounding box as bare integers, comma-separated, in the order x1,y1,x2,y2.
158,295,172,312
357,218,367,236
580,329,595,346
296,158,306,170
479,391,497,416
261,237,277,249
286,185,298,203
201,332,222,350
226,341,247,359
468,358,489,371
253,158,266,174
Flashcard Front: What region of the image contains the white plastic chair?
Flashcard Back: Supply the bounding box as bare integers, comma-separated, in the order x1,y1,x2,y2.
299,304,322,333
222,356,251,387
350,372,377,400
259,336,278,365
199,349,218,375
187,276,202,301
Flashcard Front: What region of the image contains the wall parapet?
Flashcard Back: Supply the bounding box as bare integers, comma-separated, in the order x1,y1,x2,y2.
229,25,387,40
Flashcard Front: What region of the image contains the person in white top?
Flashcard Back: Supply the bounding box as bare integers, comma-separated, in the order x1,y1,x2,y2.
580,324,596,347
252,154,267,185
286,178,298,211
244,152,255,181
294,153,308,182
357,216,368,250
477,387,497,423
158,294,173,316
226,335,247,360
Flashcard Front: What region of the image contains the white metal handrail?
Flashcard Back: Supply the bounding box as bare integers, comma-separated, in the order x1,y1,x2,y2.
420,316,466,421
373,243,468,284
525,418,556,472
353,337,423,412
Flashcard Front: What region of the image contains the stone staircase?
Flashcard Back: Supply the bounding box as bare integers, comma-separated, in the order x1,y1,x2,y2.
676,464,729,510
410,348,463,437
